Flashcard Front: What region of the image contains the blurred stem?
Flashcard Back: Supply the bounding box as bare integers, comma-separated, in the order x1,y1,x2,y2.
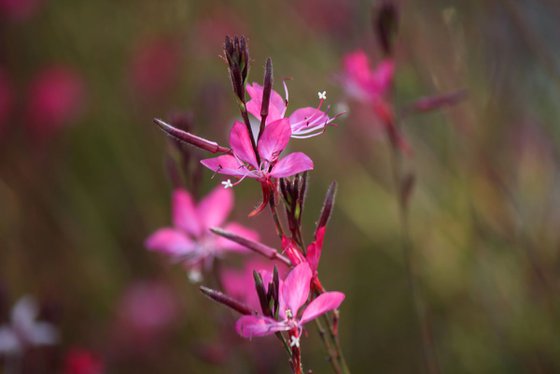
314,318,343,374
269,192,285,239
386,134,440,374
276,332,293,358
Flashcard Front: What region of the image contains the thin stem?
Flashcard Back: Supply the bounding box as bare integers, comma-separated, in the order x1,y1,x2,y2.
276,332,293,358
314,317,343,374
386,134,440,374
269,192,285,239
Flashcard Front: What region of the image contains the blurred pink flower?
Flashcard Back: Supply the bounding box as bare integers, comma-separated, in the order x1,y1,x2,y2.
221,259,287,311
341,50,394,104
129,38,182,103
0,296,58,355
341,51,411,153
25,66,85,141
145,186,258,280
0,68,12,137
117,282,178,339
0,0,44,22
246,82,339,139
201,120,313,184
236,263,344,340
64,348,104,374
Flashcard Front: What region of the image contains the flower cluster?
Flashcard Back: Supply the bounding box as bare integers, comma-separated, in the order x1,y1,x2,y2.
147,35,348,374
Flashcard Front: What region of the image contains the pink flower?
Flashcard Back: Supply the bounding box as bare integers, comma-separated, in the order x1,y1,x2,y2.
341,50,394,103
245,82,339,139
64,348,104,374
201,119,313,184
25,66,85,141
145,186,257,280
341,50,411,153
0,296,58,355
235,263,344,340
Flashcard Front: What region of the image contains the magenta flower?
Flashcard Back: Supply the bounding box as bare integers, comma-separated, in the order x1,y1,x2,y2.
201,119,313,184
25,66,85,141
245,82,339,139
235,263,344,341
145,186,258,281
341,50,394,104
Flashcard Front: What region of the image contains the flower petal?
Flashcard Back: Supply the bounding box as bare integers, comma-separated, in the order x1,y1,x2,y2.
270,152,314,178
289,107,330,134
172,188,201,236
235,315,288,338
306,226,325,273
197,185,233,230
300,291,345,325
372,59,395,94
12,296,38,330
257,118,291,163
27,322,58,346
281,263,312,316
0,327,20,354
230,121,258,168
200,155,253,178
246,82,286,123
215,222,259,253
144,228,195,256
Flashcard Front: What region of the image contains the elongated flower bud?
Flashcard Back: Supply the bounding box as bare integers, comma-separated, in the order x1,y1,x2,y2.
224,36,250,103
316,181,337,236
258,58,273,140
154,118,231,154
199,286,254,315
210,227,291,266
373,1,398,56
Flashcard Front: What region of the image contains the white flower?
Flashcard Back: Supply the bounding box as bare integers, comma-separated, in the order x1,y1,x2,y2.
221,179,234,189
317,91,327,100
0,296,58,356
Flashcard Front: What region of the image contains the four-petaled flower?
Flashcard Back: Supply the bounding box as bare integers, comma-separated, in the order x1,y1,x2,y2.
201,119,314,184
235,263,345,339
145,186,257,280
0,296,58,355
245,82,339,139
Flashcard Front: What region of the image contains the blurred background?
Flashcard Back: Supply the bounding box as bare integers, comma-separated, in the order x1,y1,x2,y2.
1,0,560,372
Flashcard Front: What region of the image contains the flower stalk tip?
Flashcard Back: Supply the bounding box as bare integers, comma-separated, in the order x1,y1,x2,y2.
224,35,250,103
373,0,399,56
316,181,337,235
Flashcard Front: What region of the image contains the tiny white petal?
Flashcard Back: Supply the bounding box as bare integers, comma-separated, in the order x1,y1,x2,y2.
0,327,21,354
318,91,327,100
188,270,202,283
221,179,234,189
289,335,300,348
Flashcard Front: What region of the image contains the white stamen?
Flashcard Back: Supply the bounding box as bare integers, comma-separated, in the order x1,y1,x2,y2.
290,335,300,348
318,91,327,100
221,179,234,189
188,270,202,283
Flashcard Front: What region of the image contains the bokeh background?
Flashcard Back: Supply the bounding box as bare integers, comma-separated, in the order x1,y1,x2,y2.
2,0,560,372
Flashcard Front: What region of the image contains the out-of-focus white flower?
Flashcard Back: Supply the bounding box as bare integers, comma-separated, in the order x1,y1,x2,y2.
0,296,58,355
